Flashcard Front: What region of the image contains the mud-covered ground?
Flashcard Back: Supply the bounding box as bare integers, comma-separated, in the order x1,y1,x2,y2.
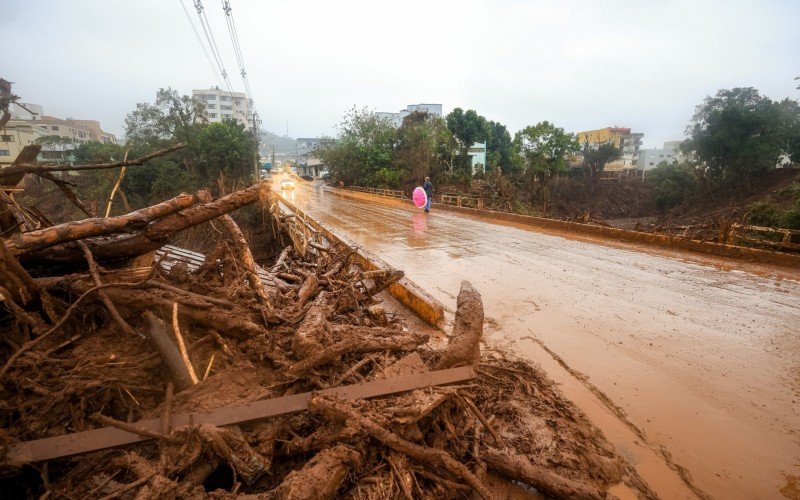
282,179,800,499
0,193,650,499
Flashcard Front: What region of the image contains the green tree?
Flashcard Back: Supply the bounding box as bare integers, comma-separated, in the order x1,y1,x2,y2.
486,121,519,174
393,111,453,188
124,88,207,149
446,108,489,175
683,87,800,193
194,120,257,187
515,121,580,210
315,107,396,187
582,141,620,179
647,163,698,209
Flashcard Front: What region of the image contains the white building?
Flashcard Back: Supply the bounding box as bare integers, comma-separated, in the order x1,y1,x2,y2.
638,141,683,172
468,142,487,175
192,86,253,128
376,103,443,126
9,102,43,121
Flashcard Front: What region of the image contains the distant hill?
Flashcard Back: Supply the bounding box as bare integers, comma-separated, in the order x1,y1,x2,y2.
259,130,297,156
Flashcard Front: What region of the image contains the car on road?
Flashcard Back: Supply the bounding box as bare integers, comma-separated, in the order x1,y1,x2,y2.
280,178,295,190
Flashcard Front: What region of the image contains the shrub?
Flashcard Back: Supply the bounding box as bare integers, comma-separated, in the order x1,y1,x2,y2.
748,201,780,227
780,205,800,229
647,163,697,209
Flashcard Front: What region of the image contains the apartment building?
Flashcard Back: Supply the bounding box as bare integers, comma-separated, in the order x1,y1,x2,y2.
376,103,443,126
192,86,253,128
577,126,644,172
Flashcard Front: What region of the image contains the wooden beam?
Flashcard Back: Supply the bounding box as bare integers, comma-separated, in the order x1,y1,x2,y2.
5,366,475,464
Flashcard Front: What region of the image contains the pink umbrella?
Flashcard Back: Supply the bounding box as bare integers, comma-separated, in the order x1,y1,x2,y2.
412,186,427,208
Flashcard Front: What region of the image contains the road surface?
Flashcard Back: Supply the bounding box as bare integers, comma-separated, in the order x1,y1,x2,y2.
278,180,800,499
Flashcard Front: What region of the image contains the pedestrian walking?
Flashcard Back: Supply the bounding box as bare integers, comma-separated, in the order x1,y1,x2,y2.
423,176,433,212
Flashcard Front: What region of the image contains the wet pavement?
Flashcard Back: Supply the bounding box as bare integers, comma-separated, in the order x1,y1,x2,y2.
278,181,800,499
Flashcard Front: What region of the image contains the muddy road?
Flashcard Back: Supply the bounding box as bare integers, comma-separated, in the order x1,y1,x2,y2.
278,180,800,499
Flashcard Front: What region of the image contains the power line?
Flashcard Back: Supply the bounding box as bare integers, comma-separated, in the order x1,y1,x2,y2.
221,0,259,135
177,0,223,88
191,0,247,121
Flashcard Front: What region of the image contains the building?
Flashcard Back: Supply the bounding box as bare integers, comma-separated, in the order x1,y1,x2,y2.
9,102,43,121
192,86,253,128
468,142,487,175
295,138,329,178
577,126,644,172
637,141,683,172
376,103,443,126
35,116,116,145
0,120,41,167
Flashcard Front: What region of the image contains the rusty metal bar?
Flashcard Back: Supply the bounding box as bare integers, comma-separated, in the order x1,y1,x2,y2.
6,366,475,464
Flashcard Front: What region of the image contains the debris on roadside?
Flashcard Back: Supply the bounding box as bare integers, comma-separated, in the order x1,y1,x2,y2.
0,157,652,498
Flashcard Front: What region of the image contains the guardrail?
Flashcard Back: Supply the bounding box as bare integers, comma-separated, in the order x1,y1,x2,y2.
348,186,405,198
347,186,486,209
438,193,484,209
728,223,800,252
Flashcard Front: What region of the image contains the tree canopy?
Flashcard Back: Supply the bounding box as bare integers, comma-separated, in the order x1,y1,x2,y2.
314,107,396,187
683,87,800,192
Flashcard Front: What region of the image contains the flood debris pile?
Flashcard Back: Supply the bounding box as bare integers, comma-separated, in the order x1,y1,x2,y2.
1,176,648,498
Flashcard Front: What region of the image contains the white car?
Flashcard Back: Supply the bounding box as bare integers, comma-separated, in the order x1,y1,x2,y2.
280,178,295,190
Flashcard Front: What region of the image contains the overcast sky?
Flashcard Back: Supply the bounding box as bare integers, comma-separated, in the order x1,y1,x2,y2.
2,0,798,147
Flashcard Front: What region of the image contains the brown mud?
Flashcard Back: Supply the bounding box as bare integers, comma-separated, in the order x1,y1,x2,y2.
283,179,800,499
0,182,651,498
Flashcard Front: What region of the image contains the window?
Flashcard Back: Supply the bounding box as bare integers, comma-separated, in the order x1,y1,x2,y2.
219,95,229,101
51,125,59,131
206,94,216,100
209,113,217,118
222,114,232,119
0,150,10,156
220,105,232,111
649,162,654,165
0,135,13,142
207,104,216,109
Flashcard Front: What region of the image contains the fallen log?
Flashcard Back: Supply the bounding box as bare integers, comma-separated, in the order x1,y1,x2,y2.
287,329,429,378
436,280,483,369
144,312,197,391
267,444,362,499
4,193,196,256
482,447,603,499
20,182,268,265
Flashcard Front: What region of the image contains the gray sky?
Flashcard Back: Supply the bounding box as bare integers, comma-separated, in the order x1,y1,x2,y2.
2,0,798,147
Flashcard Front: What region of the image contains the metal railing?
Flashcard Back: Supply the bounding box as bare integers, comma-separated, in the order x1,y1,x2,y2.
728,223,800,252
437,193,484,209
348,186,405,198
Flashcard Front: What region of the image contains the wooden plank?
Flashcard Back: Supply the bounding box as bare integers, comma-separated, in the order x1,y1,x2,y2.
6,366,475,464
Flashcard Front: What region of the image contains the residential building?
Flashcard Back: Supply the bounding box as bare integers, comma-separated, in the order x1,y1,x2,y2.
376,103,443,126
577,126,644,172
192,86,253,128
468,142,487,175
0,120,41,167
9,102,43,121
35,116,116,145
296,138,329,178
637,141,683,172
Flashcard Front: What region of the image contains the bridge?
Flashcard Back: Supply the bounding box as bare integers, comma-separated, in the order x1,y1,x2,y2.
277,179,800,499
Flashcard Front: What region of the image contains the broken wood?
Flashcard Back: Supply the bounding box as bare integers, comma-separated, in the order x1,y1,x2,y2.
309,394,491,499
268,444,362,499
144,312,198,391
4,366,476,464
20,182,268,265
5,193,196,256
436,280,483,369
482,447,603,499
